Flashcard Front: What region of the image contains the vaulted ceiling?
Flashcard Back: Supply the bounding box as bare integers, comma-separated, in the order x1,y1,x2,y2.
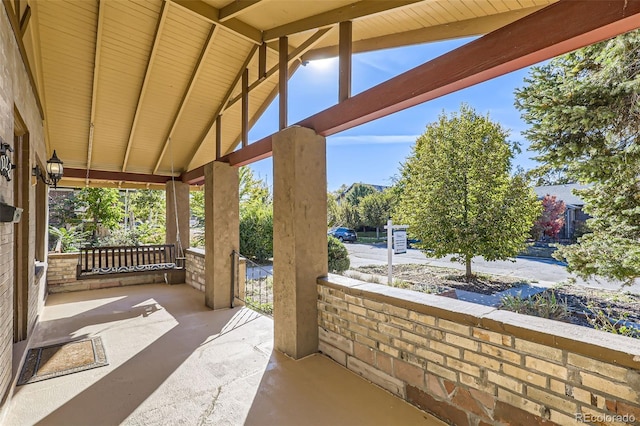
8,0,555,188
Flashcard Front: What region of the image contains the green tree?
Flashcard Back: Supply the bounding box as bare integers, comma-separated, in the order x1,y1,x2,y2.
344,183,377,206
396,105,540,278
189,167,274,258
514,30,640,283
190,189,205,227
337,202,360,230
240,166,269,206
359,190,393,238
76,188,124,238
130,189,165,226
240,202,273,262
327,192,340,227
49,191,79,228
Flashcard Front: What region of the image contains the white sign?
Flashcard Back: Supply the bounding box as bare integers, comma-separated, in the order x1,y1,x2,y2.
394,230,407,254
385,220,410,285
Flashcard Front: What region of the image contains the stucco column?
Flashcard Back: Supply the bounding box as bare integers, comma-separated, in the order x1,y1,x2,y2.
204,161,239,310
273,126,328,359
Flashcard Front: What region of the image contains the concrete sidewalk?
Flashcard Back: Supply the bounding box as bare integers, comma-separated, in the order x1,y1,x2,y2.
4,284,444,426
346,243,640,294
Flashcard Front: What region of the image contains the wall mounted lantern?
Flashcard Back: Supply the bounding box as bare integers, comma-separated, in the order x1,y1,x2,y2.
32,150,64,188
0,139,16,182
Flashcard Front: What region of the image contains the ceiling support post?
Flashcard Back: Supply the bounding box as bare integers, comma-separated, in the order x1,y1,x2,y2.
258,42,267,80
279,36,288,130
215,116,222,160
339,20,352,103
242,68,249,147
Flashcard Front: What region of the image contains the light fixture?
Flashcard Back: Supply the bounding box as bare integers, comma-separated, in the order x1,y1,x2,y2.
33,150,64,188
0,140,16,182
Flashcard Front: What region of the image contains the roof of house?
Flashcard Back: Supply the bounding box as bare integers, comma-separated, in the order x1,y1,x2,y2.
534,184,589,206
336,183,389,200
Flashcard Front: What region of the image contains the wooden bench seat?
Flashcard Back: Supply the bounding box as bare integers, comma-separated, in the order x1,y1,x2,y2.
77,244,184,280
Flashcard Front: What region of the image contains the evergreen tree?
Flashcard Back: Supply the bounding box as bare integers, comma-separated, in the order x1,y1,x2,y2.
515,29,640,283
396,105,540,278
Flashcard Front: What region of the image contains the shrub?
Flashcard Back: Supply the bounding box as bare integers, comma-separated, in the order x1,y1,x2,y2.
328,235,350,273
240,202,273,262
499,290,570,321
587,305,639,339
49,226,89,253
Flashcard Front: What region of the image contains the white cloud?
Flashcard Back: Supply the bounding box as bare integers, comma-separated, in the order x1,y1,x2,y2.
327,134,418,146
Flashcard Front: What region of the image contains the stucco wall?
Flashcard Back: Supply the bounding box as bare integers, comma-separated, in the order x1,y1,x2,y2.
0,3,47,406
318,275,640,426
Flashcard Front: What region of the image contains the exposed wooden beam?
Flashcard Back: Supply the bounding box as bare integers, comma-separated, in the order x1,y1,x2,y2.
219,0,263,22
258,42,267,79
225,28,331,110
65,168,173,184
86,0,106,183
279,36,288,130
224,61,301,158
185,45,259,169
339,21,352,103
263,0,422,42
222,134,272,168
180,165,205,185
217,0,640,167
1,0,44,119
153,24,219,174
215,116,222,160
19,4,30,35
122,1,169,172
170,0,262,45
242,68,249,147
303,6,546,62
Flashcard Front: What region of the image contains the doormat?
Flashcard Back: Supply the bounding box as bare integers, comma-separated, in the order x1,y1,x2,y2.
17,337,108,385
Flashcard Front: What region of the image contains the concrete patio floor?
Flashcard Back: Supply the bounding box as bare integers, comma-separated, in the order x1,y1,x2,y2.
4,284,444,426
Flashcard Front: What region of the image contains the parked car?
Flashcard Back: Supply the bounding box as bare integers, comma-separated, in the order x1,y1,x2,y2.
328,227,357,242
407,238,421,249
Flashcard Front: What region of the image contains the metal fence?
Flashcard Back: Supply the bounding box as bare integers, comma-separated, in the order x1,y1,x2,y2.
233,251,273,316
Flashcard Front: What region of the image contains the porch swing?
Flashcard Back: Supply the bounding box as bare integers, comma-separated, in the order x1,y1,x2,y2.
76,137,186,280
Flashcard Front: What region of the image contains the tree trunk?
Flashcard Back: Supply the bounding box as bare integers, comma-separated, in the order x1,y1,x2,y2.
376,227,379,239
465,256,472,280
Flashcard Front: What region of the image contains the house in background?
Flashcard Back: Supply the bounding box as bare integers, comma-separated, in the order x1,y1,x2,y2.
335,182,389,205
534,184,590,240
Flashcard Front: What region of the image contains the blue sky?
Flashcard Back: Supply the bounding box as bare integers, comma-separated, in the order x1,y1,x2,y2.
248,37,540,192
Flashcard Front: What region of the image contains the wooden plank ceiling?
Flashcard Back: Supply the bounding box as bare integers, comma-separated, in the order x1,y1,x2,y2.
16,0,555,188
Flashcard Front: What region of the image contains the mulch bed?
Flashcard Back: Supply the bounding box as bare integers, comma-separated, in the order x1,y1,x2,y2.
547,284,640,324
354,264,527,295
353,264,640,335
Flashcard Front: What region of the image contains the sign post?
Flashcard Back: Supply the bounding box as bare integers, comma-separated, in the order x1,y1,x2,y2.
384,219,409,286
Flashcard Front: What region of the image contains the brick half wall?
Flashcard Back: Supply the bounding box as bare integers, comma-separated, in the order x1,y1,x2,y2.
185,248,205,292
317,274,640,426
47,253,167,293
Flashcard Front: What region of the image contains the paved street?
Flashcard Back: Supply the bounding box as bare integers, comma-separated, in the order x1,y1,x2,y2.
345,243,640,294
